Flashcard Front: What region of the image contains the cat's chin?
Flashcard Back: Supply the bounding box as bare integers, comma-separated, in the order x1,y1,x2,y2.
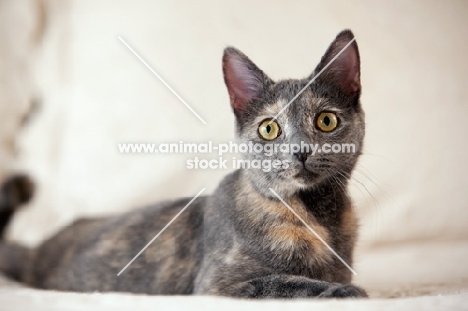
244,167,326,198
286,167,332,191
293,168,319,180
261,168,322,197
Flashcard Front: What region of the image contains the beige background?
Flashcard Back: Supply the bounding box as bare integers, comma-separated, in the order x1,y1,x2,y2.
1,0,468,295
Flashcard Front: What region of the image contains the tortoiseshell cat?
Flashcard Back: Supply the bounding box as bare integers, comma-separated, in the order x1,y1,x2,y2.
0,30,367,298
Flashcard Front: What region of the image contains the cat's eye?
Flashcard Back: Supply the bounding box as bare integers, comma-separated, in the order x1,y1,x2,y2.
316,112,338,132
258,119,281,140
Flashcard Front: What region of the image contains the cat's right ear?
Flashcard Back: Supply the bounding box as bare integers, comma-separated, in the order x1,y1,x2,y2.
223,47,273,115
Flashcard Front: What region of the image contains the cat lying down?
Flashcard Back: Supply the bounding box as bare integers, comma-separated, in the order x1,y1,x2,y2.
0,30,367,299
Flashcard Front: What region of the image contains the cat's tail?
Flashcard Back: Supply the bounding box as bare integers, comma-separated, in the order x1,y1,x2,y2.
0,174,35,282
0,174,35,238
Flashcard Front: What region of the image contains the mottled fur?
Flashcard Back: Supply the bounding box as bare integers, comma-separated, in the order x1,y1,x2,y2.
0,30,367,298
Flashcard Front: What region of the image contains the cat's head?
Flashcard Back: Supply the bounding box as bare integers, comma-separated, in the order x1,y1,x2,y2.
222,30,364,197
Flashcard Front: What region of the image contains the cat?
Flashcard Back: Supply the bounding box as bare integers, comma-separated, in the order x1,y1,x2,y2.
0,29,367,298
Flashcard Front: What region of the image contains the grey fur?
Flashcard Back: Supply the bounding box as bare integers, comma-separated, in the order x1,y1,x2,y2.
0,30,367,299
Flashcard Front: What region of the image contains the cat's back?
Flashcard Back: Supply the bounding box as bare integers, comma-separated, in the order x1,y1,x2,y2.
30,196,208,293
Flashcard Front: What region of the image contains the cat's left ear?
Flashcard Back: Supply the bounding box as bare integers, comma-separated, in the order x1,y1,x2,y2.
223,47,273,114
314,30,360,96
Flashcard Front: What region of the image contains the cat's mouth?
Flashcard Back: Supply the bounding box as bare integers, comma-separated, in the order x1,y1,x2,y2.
293,167,320,181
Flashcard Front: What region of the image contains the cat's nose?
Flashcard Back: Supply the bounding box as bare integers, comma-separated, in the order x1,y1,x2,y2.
294,152,309,163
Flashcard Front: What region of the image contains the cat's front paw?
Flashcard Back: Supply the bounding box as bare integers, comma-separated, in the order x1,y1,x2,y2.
317,284,368,299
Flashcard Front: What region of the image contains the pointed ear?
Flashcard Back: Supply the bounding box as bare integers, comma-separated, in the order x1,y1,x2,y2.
223,47,273,114
314,30,360,95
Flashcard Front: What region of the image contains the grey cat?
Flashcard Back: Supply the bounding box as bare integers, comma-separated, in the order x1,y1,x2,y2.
0,30,367,298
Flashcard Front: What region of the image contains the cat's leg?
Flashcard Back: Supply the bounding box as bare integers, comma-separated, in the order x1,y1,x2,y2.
219,274,367,299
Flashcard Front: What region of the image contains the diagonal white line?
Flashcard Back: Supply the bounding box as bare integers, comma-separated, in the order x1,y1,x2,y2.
117,188,206,276
269,38,355,124
118,36,207,125
269,188,357,276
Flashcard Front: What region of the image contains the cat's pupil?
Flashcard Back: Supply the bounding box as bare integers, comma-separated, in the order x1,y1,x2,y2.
266,125,271,133
323,116,330,126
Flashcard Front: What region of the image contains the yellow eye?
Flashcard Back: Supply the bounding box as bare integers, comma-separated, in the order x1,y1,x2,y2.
258,119,281,140
316,112,338,132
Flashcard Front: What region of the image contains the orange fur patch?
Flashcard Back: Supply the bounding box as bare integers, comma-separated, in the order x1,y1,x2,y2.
237,176,333,263
340,205,358,239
